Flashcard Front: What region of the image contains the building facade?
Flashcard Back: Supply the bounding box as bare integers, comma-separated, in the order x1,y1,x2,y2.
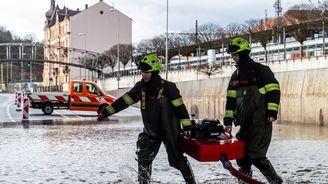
43,0,132,87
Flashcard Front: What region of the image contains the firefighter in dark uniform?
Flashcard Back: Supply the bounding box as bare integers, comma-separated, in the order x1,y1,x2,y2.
223,37,283,184
99,53,196,184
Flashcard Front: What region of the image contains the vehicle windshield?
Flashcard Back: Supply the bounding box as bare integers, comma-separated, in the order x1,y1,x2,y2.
86,83,102,96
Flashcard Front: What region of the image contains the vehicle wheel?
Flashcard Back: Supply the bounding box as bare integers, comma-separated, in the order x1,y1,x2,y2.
42,103,54,115
97,104,108,114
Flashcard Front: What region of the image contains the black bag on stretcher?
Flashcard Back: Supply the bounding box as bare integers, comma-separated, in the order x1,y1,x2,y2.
181,119,265,184
181,118,244,162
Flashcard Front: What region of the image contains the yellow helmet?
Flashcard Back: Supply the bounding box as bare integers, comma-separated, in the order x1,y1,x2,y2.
138,53,161,72
227,37,251,54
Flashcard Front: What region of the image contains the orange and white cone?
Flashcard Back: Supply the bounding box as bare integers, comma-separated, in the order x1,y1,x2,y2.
15,91,18,105
22,97,29,120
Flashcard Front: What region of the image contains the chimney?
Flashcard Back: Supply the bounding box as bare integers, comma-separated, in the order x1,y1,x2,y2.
65,7,68,18
85,4,88,9
77,8,80,11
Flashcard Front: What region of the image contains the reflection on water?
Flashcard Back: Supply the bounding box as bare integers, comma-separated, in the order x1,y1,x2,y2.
0,121,327,183
0,120,143,184
273,123,328,140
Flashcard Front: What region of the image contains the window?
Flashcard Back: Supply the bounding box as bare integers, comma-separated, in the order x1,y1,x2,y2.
73,82,82,93
308,45,315,49
86,83,101,96
293,47,300,51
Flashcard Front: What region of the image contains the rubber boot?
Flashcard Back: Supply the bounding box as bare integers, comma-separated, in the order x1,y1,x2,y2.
176,160,196,184
238,168,252,184
138,163,152,184
253,158,283,184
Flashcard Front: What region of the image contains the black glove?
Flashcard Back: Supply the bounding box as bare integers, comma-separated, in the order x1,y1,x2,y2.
98,106,111,121
266,110,277,120
224,125,232,133
183,124,192,131
182,125,192,138
223,117,233,126
101,106,111,116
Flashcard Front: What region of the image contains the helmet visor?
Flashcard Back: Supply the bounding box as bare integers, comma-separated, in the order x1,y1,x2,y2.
227,44,240,54
138,62,152,71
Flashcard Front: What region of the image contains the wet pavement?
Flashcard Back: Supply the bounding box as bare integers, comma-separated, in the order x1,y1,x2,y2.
0,120,327,184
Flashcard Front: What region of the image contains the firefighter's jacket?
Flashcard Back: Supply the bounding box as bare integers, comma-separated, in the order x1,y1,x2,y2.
105,74,191,137
223,59,281,159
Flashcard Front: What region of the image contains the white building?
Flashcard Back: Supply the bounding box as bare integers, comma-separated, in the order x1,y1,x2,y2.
43,0,132,87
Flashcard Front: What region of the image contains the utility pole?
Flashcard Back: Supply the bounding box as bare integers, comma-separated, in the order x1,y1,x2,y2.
6,45,9,91
165,0,169,80
30,45,34,90
283,26,286,60
196,20,199,80
1,63,3,91
110,8,121,88
78,33,86,80
19,44,23,90
273,0,283,43
322,9,326,58
117,11,120,88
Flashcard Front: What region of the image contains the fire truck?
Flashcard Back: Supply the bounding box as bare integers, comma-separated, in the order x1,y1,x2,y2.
27,80,115,115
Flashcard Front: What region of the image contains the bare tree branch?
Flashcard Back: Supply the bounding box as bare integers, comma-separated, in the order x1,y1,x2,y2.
224,23,247,38
198,63,223,78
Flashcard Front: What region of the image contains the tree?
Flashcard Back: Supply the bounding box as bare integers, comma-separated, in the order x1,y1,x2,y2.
22,33,37,43
284,6,317,58
135,34,178,65
134,25,224,66
224,23,247,38
135,39,154,56
0,26,13,43
189,23,224,43
103,49,117,74
96,54,110,69
84,54,97,70
170,33,193,47
246,19,273,63
118,44,133,70
108,44,133,72
198,63,223,78
151,35,166,58
95,54,111,79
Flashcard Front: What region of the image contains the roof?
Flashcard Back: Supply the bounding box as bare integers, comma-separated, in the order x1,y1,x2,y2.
252,9,324,32
46,4,80,27
45,0,132,27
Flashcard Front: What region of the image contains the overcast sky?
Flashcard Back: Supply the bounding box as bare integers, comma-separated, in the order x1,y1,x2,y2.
0,0,311,44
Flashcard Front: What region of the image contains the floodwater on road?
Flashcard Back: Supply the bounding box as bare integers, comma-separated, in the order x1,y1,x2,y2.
0,120,327,184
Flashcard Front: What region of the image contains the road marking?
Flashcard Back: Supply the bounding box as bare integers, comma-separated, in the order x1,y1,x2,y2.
6,102,16,122
54,111,70,119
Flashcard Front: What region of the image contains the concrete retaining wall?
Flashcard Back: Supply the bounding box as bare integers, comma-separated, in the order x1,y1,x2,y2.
104,57,328,126
176,69,328,126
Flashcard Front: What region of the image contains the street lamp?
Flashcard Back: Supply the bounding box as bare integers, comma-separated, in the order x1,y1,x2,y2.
165,0,169,80
322,9,326,58
78,33,86,79
110,8,121,89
